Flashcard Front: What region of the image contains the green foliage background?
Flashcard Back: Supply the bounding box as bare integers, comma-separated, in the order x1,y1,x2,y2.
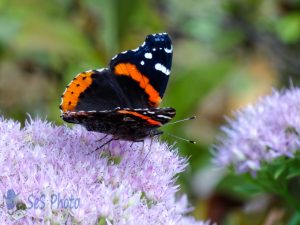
1,0,300,224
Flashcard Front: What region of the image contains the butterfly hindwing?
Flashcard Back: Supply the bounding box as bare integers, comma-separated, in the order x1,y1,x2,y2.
62,107,176,141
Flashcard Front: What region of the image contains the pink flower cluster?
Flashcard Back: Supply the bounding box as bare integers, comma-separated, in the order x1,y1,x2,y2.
214,88,300,174
0,117,208,225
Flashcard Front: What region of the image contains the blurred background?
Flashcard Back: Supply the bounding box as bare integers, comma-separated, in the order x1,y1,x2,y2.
1,0,300,224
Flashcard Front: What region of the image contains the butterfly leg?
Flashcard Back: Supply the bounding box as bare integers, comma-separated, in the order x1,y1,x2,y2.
141,128,163,163
142,137,154,164
96,134,109,143
130,139,144,149
88,137,117,155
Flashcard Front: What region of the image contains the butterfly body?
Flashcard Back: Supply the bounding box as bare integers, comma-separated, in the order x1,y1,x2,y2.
60,33,175,141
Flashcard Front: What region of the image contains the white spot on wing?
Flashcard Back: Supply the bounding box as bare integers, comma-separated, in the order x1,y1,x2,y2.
157,115,172,119
153,48,156,51
155,63,170,75
141,61,145,65
164,45,173,53
144,53,152,59
96,68,105,72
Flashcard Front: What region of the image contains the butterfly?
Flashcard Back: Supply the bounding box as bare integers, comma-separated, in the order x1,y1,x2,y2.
60,33,175,141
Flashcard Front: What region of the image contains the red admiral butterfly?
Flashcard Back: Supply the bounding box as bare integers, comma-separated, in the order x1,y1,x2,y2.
60,33,175,141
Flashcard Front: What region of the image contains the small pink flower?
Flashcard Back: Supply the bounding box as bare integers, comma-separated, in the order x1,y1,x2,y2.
0,116,208,225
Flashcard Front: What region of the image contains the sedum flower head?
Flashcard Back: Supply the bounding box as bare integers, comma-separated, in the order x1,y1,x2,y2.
214,88,300,174
0,116,208,225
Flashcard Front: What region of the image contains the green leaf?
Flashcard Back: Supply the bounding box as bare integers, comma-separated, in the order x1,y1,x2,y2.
233,183,263,195
287,167,300,179
276,13,300,44
274,164,287,180
288,211,300,225
98,217,108,225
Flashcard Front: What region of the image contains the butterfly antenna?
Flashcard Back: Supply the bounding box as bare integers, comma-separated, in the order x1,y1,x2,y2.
164,116,196,126
164,131,196,144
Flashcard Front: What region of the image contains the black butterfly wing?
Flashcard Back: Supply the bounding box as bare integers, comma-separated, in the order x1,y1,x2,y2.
62,107,176,140
60,69,131,112
109,33,173,107
60,33,173,113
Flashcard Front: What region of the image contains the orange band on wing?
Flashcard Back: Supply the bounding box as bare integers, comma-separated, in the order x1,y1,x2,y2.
60,71,94,112
114,63,161,107
118,110,161,126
